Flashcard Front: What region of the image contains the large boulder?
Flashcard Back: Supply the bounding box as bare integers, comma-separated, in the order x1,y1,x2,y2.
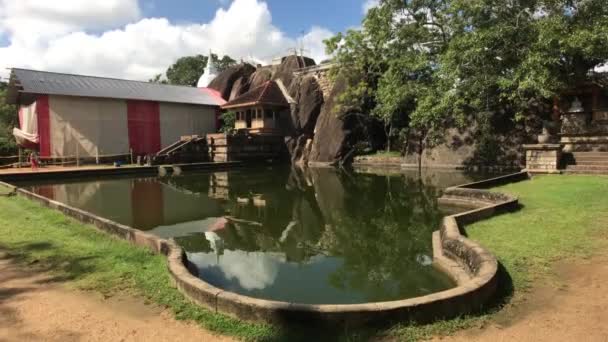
308,77,356,165
208,63,256,100
289,76,324,134
228,77,250,101
272,55,316,89
248,67,273,89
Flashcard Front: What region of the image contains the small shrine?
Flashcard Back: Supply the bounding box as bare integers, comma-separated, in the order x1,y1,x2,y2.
553,84,608,152
221,80,290,134
524,80,608,174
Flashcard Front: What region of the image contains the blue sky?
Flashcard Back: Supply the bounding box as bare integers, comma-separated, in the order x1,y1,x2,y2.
142,0,364,37
0,0,372,80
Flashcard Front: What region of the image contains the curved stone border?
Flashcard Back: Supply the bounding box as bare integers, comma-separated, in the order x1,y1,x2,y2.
0,171,529,327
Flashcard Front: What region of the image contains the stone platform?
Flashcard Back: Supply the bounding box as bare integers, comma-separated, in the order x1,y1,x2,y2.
523,144,562,174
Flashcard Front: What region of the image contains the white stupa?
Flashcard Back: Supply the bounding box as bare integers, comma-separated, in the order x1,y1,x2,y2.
197,51,219,88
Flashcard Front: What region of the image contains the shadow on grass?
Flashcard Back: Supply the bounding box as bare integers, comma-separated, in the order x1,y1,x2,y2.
0,241,100,285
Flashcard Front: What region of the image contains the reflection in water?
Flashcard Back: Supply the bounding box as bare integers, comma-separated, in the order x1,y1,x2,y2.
20,167,488,304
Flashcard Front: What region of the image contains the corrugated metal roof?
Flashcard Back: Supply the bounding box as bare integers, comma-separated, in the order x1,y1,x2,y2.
7,68,225,106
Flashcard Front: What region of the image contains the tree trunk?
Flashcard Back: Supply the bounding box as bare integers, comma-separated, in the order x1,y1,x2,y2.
385,122,392,153
417,135,424,178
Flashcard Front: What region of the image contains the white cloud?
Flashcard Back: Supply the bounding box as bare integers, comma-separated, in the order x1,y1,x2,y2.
0,0,332,81
189,249,282,290
362,0,380,14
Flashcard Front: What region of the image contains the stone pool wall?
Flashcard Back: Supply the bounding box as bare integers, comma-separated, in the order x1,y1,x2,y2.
0,170,529,327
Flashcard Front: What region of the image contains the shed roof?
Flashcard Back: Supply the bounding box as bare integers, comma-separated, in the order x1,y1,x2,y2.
5,68,226,106
221,81,289,110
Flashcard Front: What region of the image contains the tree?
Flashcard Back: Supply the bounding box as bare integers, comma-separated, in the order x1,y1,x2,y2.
0,82,18,155
326,0,608,166
151,54,237,86
219,111,236,133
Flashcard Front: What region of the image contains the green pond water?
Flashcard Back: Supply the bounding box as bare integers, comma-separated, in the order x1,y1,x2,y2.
18,167,492,305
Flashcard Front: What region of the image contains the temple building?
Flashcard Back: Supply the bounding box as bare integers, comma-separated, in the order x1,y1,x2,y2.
221,80,292,134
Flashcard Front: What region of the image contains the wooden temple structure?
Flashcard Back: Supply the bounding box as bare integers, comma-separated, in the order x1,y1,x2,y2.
206,81,291,162
221,81,290,134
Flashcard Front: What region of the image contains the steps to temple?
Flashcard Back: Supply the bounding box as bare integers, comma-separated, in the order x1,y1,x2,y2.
563,152,608,174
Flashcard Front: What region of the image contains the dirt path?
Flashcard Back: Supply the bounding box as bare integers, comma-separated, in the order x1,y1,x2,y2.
440,254,608,342
0,253,233,342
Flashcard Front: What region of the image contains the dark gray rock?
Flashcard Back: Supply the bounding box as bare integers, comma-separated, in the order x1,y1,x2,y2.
308,77,355,165
289,76,324,134
272,55,316,88
248,67,273,89
228,77,250,101
208,63,256,100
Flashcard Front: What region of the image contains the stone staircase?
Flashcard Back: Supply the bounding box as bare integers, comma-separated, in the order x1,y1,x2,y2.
563,152,608,174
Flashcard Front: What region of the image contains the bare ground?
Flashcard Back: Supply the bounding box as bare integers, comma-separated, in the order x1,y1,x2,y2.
439,254,608,342
0,253,232,342
2,250,608,342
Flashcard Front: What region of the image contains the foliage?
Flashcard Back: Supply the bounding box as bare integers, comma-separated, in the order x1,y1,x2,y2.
219,111,236,133
150,54,237,86
0,83,18,155
326,0,608,154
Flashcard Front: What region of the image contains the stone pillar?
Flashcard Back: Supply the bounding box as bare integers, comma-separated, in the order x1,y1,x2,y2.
523,144,562,174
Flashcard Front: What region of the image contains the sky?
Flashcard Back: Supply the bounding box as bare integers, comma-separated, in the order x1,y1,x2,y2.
0,0,378,81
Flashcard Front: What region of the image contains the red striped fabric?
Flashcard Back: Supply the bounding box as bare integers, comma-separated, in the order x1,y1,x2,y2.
36,95,51,157
127,100,161,155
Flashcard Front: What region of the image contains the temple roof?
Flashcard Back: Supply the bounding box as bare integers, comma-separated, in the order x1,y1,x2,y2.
221,81,290,110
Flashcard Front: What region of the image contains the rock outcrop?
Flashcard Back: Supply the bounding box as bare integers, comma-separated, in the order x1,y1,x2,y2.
208,56,353,166
228,77,250,101
248,67,273,89
308,77,355,165
272,55,316,88
289,76,324,134
208,63,256,100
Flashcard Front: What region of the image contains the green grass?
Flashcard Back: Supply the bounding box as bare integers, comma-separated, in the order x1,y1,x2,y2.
389,174,608,340
468,175,608,290
0,193,278,341
1,175,607,341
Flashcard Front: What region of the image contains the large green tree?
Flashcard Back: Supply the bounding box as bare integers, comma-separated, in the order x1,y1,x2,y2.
326,0,608,161
0,82,18,156
151,54,237,86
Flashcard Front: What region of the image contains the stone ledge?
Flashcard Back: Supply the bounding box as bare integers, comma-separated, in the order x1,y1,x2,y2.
0,170,529,327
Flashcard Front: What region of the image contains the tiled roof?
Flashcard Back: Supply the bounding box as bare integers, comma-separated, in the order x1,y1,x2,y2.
6,68,226,106
221,81,289,110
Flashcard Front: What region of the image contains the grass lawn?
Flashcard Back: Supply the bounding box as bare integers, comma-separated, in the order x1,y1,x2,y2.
390,174,608,340
0,174,607,341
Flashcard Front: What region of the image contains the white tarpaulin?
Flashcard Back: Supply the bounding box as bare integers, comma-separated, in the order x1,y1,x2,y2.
13,101,39,146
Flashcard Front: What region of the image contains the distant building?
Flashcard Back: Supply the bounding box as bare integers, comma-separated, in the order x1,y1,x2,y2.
6,68,226,159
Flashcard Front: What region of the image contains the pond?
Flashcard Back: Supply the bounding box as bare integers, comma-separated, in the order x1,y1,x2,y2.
17,166,491,305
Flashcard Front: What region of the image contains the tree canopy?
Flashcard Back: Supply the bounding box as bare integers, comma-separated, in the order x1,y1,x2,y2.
0,82,18,155
326,0,608,154
151,54,237,86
